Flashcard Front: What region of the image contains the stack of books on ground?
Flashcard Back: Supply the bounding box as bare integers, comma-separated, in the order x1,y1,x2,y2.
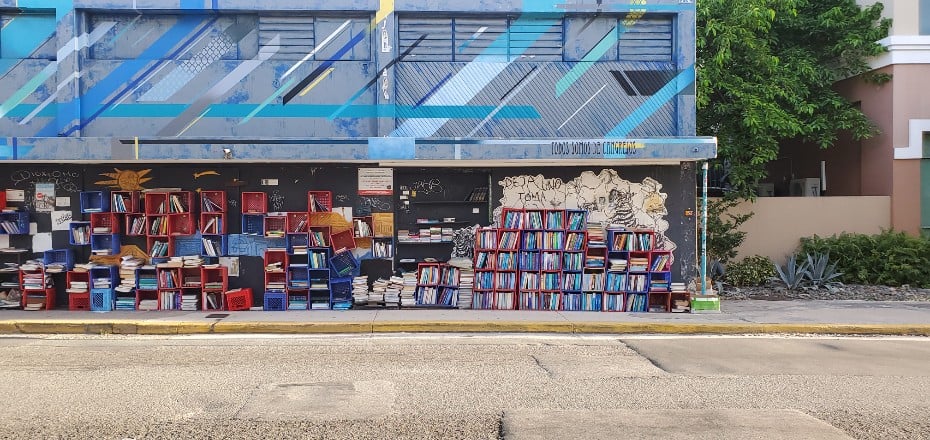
352,276,369,305
400,271,417,307
384,276,402,307
332,299,352,310
448,257,473,309
369,278,386,305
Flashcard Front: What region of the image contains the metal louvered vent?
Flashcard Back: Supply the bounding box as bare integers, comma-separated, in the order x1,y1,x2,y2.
619,16,673,62
258,15,315,60
399,16,563,62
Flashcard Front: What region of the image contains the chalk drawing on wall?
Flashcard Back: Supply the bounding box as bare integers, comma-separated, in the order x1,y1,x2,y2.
496,169,675,253
194,171,220,179
95,168,153,190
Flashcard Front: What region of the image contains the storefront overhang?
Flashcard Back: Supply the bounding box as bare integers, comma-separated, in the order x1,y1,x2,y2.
0,137,717,164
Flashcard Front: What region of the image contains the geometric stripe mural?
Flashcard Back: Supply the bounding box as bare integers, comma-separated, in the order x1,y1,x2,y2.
0,0,709,162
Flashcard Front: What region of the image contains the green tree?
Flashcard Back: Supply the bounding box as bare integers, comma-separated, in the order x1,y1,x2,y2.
697,0,891,198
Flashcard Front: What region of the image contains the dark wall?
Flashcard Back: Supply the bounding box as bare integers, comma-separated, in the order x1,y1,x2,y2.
0,163,696,307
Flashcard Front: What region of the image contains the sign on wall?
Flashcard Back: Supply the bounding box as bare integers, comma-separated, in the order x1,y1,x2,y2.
358,168,394,196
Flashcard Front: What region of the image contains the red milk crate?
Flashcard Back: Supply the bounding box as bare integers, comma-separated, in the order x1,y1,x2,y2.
224,288,253,311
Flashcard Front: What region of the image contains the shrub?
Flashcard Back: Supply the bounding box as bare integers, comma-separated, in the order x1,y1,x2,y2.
725,255,775,287
705,198,753,264
804,253,843,290
800,231,930,287
774,253,808,290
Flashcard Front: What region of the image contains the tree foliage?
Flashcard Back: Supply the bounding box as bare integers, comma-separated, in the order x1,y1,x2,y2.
697,0,891,198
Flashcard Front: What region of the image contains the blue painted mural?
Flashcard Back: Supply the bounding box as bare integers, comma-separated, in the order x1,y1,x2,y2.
0,0,714,161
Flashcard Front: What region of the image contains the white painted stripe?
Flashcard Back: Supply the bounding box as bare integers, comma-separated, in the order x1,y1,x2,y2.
19,71,82,125
465,66,543,137
557,83,608,131
281,19,351,80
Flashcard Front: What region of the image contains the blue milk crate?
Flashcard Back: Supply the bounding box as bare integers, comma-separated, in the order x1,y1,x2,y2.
90,288,115,312
329,276,352,302
242,214,264,235
263,292,287,311
201,234,227,257
0,211,29,234
90,265,119,286
43,249,75,270
286,232,309,254
80,191,109,213
173,235,203,257
329,250,359,277
90,233,121,255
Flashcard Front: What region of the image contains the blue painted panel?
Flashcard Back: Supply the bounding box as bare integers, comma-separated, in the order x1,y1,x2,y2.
0,12,56,59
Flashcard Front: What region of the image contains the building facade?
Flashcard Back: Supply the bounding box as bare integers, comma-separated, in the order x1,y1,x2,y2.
771,0,930,236
0,0,714,297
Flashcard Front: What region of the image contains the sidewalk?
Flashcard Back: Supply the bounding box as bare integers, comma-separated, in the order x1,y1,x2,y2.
1,300,930,335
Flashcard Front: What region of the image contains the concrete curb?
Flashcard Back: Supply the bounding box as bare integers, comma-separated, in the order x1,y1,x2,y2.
2,320,930,336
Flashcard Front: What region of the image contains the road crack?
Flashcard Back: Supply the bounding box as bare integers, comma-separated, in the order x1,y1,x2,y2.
530,355,554,378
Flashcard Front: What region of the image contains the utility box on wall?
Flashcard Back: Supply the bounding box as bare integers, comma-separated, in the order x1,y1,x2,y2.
789,178,821,197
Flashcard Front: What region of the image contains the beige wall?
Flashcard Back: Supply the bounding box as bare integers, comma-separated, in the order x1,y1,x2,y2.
893,159,922,234
835,66,895,196
722,196,891,262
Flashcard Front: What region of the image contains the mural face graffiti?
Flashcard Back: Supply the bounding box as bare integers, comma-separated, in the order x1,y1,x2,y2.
496,169,675,253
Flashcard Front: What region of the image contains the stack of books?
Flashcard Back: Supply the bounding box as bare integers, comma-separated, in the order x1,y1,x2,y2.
181,294,199,310
352,276,369,304
384,276,403,307
45,263,67,274
182,255,203,267
369,278,386,304
66,281,89,294
608,258,628,271
401,271,417,307
448,257,473,309
138,299,158,311
671,282,689,313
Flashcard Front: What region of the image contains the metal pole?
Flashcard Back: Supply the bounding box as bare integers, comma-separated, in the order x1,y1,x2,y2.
701,161,708,295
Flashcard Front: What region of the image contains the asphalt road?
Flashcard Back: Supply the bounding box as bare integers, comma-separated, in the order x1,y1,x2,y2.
0,334,927,439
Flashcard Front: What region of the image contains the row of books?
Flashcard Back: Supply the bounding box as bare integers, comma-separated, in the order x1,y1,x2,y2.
202,238,223,257
201,196,223,213
604,273,648,292
562,292,603,311
471,291,516,310
610,231,654,251
112,194,133,213
519,291,560,310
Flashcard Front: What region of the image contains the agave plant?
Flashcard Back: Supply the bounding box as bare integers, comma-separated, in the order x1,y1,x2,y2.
774,254,809,290
804,252,844,290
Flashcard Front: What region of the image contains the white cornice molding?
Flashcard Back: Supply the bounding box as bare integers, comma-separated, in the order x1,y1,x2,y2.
870,36,930,69
895,119,930,160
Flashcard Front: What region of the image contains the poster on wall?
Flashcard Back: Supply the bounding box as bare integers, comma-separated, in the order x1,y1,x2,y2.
34,183,55,212
358,168,393,195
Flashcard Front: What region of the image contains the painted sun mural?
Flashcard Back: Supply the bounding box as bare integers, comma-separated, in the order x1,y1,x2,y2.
95,168,153,190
